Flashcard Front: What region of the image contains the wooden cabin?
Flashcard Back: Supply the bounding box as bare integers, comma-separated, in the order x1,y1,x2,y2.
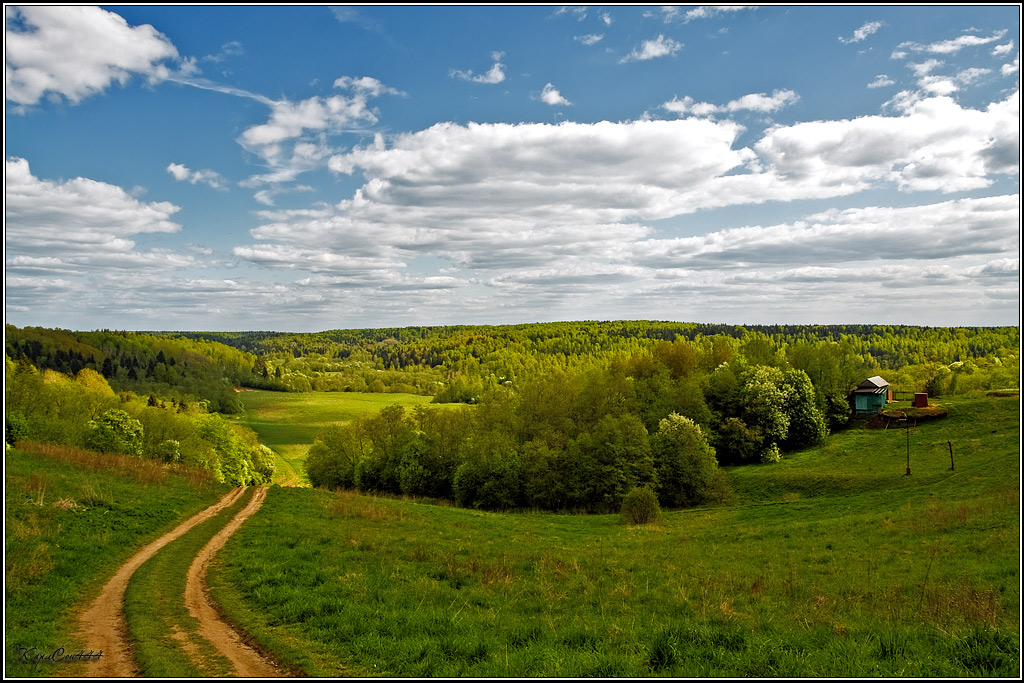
851,376,890,415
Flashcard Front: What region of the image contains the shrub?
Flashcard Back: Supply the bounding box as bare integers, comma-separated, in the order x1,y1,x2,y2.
154,439,181,463
621,486,660,525
86,409,144,456
6,411,29,446
761,443,782,463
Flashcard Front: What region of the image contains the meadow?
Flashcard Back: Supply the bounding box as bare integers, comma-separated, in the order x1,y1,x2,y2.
233,390,433,486
207,394,1020,677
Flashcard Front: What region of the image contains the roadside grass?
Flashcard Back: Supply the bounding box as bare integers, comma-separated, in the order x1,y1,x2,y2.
210,395,1019,677
234,391,434,487
5,443,230,677
122,489,254,677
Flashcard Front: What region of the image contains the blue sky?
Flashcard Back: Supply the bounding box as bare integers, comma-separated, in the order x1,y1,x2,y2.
5,5,1020,332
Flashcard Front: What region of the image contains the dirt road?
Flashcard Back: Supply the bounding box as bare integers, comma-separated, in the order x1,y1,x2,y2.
184,486,282,677
76,486,282,677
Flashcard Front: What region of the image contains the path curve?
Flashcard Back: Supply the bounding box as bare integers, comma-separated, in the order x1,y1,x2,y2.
184,486,283,677
77,487,248,678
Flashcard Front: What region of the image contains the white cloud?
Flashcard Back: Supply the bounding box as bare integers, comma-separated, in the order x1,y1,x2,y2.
897,29,1008,56
555,6,588,22
754,91,1020,194
5,5,181,106
680,6,757,23
840,21,884,44
600,12,613,26
620,35,683,63
726,89,799,113
993,42,1014,56
574,34,604,46
203,40,244,63
663,89,799,117
540,83,571,106
221,90,1019,325
1003,54,1020,76
450,52,506,84
5,157,193,275
909,58,944,77
236,75,400,188
867,74,895,89
630,195,1019,270
166,162,226,189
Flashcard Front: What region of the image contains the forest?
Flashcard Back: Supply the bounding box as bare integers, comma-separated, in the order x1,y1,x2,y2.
5,322,1018,511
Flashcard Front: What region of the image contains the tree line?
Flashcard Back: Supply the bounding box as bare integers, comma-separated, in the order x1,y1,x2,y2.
5,356,274,486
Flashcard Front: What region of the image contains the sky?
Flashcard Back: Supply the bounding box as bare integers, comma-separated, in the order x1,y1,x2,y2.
4,4,1021,332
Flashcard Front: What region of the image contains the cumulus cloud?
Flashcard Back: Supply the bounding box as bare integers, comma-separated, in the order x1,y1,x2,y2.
540,83,571,106
1003,53,1019,76
840,21,884,44
620,35,682,63
236,75,401,188
867,74,896,89
755,90,1019,194
663,89,799,117
5,157,193,275
5,5,182,106
450,52,506,84
574,33,604,46
166,162,226,189
224,89,1019,326
993,42,1014,57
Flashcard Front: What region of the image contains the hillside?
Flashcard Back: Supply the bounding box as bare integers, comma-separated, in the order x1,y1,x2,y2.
207,394,1019,676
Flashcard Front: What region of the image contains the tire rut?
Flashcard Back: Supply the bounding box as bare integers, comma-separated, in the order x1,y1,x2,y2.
184,486,283,677
76,486,284,677
76,487,247,677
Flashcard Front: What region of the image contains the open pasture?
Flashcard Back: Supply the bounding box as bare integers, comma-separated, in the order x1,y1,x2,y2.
210,395,1020,677
234,390,434,486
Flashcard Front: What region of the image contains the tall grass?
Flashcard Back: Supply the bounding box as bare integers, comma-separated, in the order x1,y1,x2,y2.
209,396,1019,677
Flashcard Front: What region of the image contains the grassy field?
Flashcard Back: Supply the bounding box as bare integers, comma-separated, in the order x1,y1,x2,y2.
209,395,1020,677
234,390,434,486
4,443,230,677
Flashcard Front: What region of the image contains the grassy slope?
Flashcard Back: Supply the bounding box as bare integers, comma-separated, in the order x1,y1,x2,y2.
5,445,230,677
209,395,1020,677
233,390,434,487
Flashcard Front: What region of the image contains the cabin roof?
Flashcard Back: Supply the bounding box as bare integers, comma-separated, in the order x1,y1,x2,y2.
854,375,890,394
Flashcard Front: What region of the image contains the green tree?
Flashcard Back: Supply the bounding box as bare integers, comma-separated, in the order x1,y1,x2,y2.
780,368,829,450
649,413,718,508
87,409,144,456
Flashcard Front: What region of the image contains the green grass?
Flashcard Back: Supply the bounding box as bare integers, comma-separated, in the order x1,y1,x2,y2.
4,443,230,677
233,390,435,486
209,395,1019,677
123,489,254,677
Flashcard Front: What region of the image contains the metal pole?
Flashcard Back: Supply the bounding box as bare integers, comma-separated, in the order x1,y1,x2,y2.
905,423,911,476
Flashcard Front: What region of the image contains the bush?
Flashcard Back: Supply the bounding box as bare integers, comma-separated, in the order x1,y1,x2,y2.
621,486,660,525
86,409,144,456
6,411,29,446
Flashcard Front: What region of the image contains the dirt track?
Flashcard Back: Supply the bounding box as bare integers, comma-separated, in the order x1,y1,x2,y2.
76,486,281,677
184,486,282,677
